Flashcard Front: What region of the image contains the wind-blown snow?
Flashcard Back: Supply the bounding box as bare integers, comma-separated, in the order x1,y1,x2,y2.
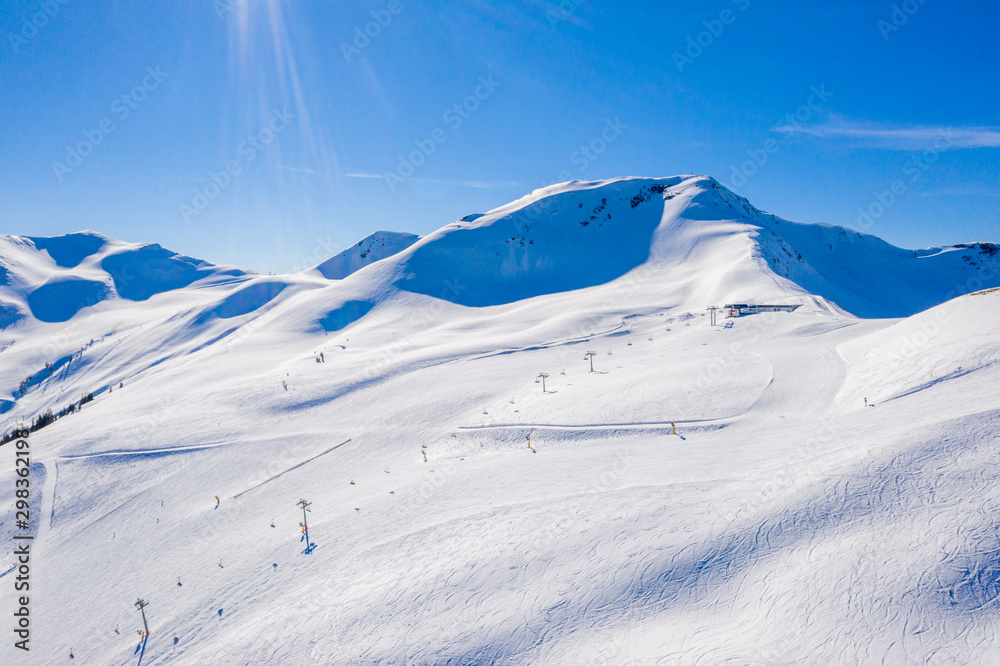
1,176,999,664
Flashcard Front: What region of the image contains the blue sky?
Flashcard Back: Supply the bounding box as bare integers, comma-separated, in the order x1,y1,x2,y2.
1,0,997,274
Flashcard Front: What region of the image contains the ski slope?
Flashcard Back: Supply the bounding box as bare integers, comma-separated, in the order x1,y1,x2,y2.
1,176,999,664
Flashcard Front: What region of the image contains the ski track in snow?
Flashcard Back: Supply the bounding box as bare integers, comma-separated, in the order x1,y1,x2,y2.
54,440,233,461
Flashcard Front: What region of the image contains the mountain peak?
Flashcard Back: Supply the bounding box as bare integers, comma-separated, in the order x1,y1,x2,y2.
364,174,999,317
313,230,421,280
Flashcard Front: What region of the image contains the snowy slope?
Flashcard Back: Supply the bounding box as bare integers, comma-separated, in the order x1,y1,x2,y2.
0,231,251,325
836,286,1000,410
0,231,327,428
313,231,421,280
374,176,999,316
1,177,1000,664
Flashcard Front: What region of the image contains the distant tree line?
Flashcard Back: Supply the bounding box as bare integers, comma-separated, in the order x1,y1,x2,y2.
0,390,96,445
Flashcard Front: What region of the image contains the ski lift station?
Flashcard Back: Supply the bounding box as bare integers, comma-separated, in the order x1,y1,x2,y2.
725,303,802,317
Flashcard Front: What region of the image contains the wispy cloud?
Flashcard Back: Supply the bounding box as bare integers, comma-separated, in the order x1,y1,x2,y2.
344,172,521,190
276,165,316,174
773,119,1000,150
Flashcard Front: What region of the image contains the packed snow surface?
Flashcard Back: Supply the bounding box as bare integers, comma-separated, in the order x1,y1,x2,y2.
1,176,999,664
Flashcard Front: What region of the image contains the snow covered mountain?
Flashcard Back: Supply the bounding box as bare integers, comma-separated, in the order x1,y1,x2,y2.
1,177,996,333
1,176,999,664
312,231,421,280
372,175,998,315
0,231,250,325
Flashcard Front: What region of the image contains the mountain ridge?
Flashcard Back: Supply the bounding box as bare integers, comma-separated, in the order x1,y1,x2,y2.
1,176,997,329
